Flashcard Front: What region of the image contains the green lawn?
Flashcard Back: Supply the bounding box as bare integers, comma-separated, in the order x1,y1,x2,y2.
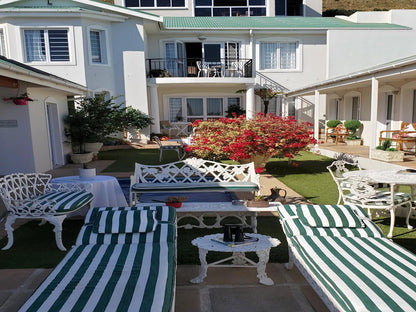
1,149,415,268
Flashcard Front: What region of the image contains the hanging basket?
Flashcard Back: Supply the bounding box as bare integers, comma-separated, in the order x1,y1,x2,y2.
13,99,28,105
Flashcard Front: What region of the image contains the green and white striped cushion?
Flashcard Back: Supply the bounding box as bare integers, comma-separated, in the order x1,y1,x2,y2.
296,205,364,228
34,191,93,213
92,210,157,234
277,205,384,238
76,222,176,245
290,235,416,312
85,205,176,224
345,191,411,206
18,242,176,312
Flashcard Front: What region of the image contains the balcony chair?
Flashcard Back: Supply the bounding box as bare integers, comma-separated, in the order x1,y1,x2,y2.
196,61,215,77
160,120,182,137
0,173,94,251
153,136,183,161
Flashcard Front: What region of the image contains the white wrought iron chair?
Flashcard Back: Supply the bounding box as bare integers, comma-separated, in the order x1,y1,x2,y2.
335,173,413,238
196,61,215,77
160,120,182,137
327,159,362,204
0,173,94,251
153,136,183,161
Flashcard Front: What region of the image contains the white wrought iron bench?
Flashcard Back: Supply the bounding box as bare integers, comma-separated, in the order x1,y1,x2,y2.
0,173,93,251
129,157,260,205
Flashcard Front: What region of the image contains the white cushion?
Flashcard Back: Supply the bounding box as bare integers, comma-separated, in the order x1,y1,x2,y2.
404,124,416,137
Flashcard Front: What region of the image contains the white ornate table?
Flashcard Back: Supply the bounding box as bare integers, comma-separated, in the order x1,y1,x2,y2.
175,202,281,233
51,175,128,215
190,233,280,286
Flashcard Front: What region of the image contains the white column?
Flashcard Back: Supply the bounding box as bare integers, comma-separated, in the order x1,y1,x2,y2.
246,84,255,119
370,77,379,156
149,84,160,133
314,90,320,141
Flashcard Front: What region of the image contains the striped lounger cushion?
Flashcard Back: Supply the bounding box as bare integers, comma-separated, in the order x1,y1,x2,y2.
32,191,94,214
19,206,176,312
289,235,416,312
277,205,384,238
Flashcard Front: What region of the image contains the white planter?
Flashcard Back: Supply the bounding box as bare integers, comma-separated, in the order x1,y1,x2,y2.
79,168,96,180
84,142,103,156
70,152,94,164
345,139,362,146
371,149,404,162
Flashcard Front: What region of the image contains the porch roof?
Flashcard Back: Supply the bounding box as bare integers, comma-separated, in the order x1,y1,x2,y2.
162,16,408,30
286,54,416,97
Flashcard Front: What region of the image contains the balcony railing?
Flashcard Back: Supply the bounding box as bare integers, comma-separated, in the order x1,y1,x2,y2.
146,58,253,78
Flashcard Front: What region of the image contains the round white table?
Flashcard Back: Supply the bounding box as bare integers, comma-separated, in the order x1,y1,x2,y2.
51,175,128,215
190,233,280,286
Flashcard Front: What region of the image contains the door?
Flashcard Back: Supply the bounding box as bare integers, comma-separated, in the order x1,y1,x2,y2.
386,94,393,132
165,41,186,76
203,43,221,63
46,102,64,168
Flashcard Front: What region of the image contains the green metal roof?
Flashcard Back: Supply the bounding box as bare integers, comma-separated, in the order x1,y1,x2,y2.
163,16,408,30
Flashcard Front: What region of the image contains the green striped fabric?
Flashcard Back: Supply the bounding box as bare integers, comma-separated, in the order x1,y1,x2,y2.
277,205,384,238
33,191,93,213
92,210,157,234
296,205,364,228
18,242,176,312
290,235,416,312
85,205,176,224
76,222,176,245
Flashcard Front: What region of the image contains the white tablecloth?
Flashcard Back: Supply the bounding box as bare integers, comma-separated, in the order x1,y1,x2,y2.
51,175,128,211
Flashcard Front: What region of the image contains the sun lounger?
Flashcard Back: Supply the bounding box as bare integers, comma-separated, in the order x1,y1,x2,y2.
277,204,416,312
19,205,176,312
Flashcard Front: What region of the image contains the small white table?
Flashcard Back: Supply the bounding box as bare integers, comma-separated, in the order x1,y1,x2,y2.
190,233,280,286
51,175,128,215
175,202,281,233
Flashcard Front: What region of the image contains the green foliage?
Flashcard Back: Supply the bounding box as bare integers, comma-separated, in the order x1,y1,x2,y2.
225,104,246,117
65,92,152,152
377,139,394,151
326,119,342,128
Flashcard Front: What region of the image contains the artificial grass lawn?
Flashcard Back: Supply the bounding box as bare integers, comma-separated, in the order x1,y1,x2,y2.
1,149,415,268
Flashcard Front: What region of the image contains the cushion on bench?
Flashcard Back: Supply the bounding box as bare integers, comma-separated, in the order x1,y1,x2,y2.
92,210,158,234
277,205,384,238
131,181,259,192
290,235,416,312
18,242,176,312
32,191,94,214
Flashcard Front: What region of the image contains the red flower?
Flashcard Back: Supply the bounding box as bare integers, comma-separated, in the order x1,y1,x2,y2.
255,167,265,173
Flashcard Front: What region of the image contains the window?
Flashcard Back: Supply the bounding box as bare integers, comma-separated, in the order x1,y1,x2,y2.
195,0,266,16
24,29,69,62
89,29,108,64
125,0,185,7
0,29,6,56
168,96,242,121
260,41,298,70
352,96,360,120
275,0,303,16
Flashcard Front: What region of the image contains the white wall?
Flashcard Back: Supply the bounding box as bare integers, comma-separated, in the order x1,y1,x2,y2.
304,0,322,17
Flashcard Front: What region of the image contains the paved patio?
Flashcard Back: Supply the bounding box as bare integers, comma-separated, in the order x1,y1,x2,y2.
1,144,414,312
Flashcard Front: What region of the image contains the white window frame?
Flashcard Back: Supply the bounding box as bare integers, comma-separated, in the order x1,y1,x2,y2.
87,25,110,66
124,0,187,8
21,26,75,65
257,38,301,72
0,27,7,57
194,0,267,17
165,95,243,122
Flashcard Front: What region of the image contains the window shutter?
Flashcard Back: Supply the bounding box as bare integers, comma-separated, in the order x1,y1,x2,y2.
48,29,69,61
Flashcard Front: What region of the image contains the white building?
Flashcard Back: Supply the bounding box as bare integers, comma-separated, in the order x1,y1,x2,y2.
2,0,416,172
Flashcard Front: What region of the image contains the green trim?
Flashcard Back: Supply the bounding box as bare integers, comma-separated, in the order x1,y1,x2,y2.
163,16,408,30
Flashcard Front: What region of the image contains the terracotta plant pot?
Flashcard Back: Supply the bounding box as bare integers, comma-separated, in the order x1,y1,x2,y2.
13,99,28,105
165,202,182,208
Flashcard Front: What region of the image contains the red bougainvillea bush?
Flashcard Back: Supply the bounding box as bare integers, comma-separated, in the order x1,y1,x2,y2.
187,113,316,163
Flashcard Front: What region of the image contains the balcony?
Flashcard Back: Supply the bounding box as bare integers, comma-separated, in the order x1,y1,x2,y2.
146,58,253,78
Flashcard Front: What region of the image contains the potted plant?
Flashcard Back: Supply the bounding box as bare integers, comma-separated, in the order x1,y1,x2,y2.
344,120,362,146
164,196,188,208
246,195,269,208
3,92,34,105
372,139,404,162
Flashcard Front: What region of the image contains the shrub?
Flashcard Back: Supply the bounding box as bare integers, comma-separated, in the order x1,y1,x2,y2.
344,120,362,139
188,113,316,163
326,120,342,128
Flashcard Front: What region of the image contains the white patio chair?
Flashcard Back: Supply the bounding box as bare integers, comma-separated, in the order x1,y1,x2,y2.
153,136,183,161
160,120,182,137
196,61,215,77
327,159,362,204
339,175,412,238
0,173,93,251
